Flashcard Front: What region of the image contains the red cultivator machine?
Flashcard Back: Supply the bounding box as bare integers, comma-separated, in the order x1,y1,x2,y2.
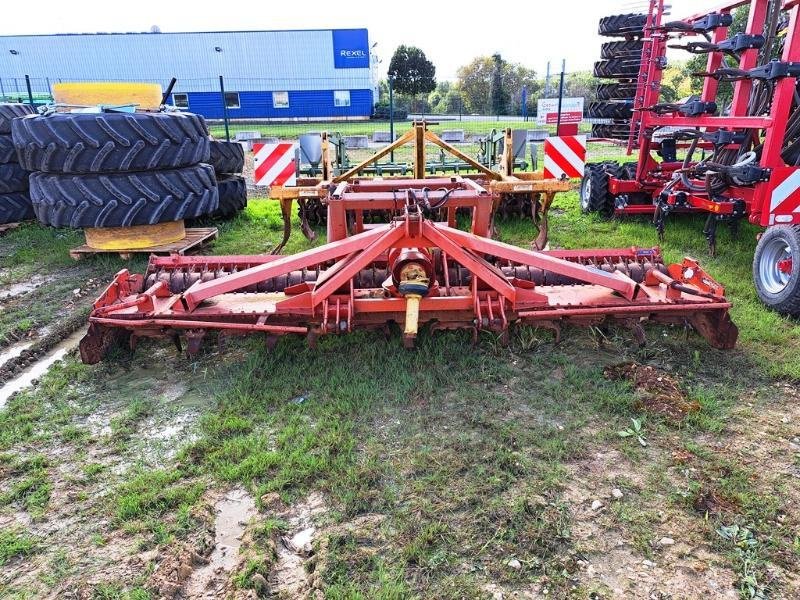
79,172,738,363
584,0,800,313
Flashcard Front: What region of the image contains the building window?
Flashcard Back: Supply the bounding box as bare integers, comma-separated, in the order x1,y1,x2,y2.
333,90,351,107
224,92,240,109
273,91,289,109
172,93,189,109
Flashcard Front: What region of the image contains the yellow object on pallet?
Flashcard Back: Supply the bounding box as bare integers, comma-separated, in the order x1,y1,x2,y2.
83,220,186,250
53,82,163,110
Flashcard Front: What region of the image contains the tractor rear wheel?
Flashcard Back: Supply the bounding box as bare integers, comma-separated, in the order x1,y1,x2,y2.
30,163,218,228
210,175,247,218
586,101,633,120
0,135,17,163
0,193,33,224
753,225,800,315
598,13,647,37
579,164,615,216
594,59,640,79
0,162,29,193
12,111,210,174
591,123,631,140
208,140,245,175
0,103,34,134
601,40,644,59
596,82,638,101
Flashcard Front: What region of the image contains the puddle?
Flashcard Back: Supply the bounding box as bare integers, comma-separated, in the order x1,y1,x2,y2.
183,488,256,598
0,328,85,408
271,492,327,598
0,339,35,370
0,275,51,301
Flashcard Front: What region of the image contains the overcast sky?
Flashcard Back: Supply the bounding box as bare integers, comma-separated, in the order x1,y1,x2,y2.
2,0,710,79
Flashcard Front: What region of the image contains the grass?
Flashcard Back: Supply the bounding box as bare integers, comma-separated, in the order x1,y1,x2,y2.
0,186,798,597
0,528,38,565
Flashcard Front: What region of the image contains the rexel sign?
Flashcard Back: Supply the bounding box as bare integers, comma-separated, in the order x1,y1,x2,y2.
332,29,370,69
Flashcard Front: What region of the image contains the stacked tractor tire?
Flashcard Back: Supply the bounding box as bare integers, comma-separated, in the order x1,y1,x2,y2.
588,13,647,140
206,140,247,218
9,110,222,229
0,104,35,224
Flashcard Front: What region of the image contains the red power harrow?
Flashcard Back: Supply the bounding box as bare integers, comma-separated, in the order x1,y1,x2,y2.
80,176,737,363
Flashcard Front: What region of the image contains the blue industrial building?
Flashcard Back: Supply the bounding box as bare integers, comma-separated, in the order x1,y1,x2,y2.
0,28,378,119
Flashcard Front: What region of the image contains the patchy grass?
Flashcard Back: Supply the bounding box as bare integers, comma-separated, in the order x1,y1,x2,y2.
0,528,38,565
0,187,798,598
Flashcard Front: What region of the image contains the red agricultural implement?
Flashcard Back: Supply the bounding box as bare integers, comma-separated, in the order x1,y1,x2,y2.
79,172,738,363
583,0,800,313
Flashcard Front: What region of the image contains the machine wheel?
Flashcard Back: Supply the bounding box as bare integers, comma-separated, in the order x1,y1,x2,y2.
208,140,245,174
0,135,17,164
210,175,247,218
0,103,34,134
596,82,637,101
591,123,631,140
601,40,644,59
30,163,218,228
593,59,640,79
579,164,615,216
0,192,34,224
0,162,29,193
598,13,647,37
12,111,210,174
753,225,800,315
586,101,633,120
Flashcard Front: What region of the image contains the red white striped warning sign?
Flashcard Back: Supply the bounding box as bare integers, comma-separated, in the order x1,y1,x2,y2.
253,142,297,187
543,135,587,179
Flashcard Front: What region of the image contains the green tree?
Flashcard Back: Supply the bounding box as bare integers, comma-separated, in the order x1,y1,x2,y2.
387,45,436,112
456,55,540,115
491,54,507,115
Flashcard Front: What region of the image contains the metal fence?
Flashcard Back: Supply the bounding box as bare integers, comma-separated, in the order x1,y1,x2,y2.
1,75,633,170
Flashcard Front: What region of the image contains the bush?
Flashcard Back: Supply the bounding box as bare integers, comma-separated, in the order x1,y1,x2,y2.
371,103,408,120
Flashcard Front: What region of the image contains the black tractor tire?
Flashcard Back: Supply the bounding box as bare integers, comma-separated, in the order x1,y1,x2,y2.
591,123,631,140
619,162,651,206
0,192,34,224
12,111,210,174
208,140,245,175
30,164,218,228
593,59,640,79
0,135,17,164
752,225,800,315
586,101,634,120
596,82,638,101
579,163,616,217
598,13,647,37
210,175,247,218
0,103,35,135
0,162,29,193
601,40,644,59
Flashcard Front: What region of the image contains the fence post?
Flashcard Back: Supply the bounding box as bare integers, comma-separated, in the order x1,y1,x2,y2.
45,77,53,101
556,60,566,134
25,75,34,106
0,78,5,102
219,75,230,142
389,75,394,163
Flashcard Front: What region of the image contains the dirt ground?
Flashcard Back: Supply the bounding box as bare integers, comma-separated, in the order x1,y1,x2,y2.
0,195,799,600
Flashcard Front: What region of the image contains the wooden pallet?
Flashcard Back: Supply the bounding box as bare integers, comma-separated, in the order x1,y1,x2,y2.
69,227,218,261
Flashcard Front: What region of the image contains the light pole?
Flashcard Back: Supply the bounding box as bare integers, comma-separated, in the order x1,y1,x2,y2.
389,74,395,163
